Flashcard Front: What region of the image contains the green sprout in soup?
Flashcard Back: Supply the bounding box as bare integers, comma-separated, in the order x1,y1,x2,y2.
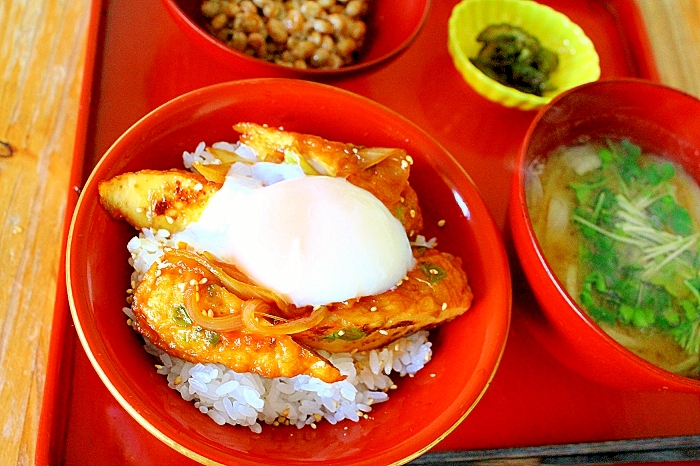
527,139,700,378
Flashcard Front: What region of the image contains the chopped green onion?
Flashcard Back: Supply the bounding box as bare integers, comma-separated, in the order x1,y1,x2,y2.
419,262,447,284
173,305,193,327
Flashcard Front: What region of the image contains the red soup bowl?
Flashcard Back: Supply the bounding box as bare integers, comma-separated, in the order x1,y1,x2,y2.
509,78,700,393
67,78,511,465
160,0,430,79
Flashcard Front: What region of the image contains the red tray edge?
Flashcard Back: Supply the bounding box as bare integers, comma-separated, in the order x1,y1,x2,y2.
35,0,105,464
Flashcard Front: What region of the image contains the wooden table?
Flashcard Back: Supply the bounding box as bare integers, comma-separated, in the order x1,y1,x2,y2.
0,1,699,464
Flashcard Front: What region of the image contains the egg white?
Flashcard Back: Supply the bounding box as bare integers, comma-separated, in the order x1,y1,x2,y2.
173,167,414,307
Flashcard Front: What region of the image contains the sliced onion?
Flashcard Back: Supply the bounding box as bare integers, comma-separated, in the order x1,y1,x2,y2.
207,146,253,164
171,249,289,310
203,252,251,283
357,147,406,169
183,285,245,331
171,250,327,335
241,299,328,335
192,161,231,184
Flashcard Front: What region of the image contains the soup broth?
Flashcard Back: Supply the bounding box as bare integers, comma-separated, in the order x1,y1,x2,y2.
527,139,700,378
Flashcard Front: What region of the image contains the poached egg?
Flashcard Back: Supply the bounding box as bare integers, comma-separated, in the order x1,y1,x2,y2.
173,164,414,307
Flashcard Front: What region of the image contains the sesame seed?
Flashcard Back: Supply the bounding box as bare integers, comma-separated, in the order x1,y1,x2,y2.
155,364,163,370
370,306,377,312
430,373,436,378
189,279,197,286
338,330,345,336
401,160,409,169
409,209,416,218
126,288,133,294
194,183,203,191
199,277,208,284
406,155,414,164
126,318,133,326
379,329,389,335
390,384,398,390
135,207,143,213
207,309,214,318
311,423,317,429
314,413,323,422
174,376,183,385
165,216,174,224
437,219,446,227
442,302,448,311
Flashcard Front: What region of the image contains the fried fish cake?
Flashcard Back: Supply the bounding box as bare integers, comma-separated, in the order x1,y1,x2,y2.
99,169,219,233
291,248,472,352
131,250,342,383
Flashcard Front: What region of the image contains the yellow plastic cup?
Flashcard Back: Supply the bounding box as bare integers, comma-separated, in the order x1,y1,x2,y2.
448,0,601,110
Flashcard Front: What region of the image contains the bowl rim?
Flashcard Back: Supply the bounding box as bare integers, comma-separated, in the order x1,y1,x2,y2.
67,78,512,464
159,0,432,76
447,0,601,110
512,77,700,391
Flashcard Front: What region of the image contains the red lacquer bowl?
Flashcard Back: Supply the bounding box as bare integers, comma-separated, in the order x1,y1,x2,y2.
509,78,700,393
160,0,430,79
67,79,511,465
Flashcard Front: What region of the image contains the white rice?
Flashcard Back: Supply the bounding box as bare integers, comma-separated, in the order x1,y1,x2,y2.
124,229,433,432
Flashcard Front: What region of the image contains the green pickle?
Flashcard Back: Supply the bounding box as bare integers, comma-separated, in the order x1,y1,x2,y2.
470,24,559,96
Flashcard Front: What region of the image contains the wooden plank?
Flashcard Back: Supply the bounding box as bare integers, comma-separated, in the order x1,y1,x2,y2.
0,1,90,465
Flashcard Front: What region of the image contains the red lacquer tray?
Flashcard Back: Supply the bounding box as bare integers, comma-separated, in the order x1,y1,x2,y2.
37,0,700,464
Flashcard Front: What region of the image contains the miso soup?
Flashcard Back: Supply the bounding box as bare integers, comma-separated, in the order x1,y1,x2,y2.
527,139,700,378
